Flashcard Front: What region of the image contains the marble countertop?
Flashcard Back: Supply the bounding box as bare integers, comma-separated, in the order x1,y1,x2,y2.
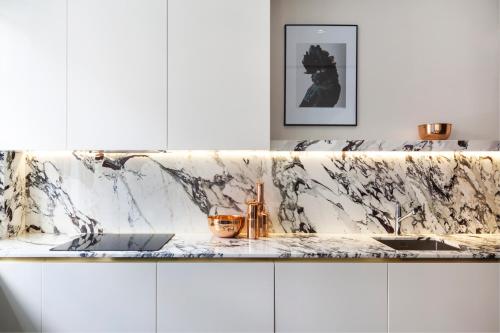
0,233,498,259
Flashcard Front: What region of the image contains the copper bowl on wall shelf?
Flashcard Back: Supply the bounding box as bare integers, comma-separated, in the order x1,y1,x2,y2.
208,215,245,238
418,123,452,140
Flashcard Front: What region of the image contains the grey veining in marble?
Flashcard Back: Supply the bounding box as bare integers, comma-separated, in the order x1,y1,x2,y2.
0,233,497,259
0,150,499,237
271,140,500,152
0,152,24,239
24,151,268,235
272,151,499,234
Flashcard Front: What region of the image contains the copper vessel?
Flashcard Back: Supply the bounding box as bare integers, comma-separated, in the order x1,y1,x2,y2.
246,201,260,239
256,182,264,204
259,211,268,237
208,215,245,238
418,123,452,140
256,182,269,237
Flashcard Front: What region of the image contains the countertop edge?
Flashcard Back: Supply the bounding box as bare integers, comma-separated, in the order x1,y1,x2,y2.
0,233,498,261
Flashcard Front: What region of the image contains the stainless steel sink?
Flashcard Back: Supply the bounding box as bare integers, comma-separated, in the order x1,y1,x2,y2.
373,237,461,251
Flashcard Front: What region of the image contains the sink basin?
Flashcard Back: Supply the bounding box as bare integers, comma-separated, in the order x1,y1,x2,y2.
374,237,461,251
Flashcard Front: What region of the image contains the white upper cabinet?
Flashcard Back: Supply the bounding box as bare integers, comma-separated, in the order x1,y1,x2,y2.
1,0,268,150
168,0,270,150
67,0,167,150
0,0,66,150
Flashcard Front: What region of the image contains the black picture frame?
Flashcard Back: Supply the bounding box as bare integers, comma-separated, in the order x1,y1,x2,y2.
284,24,358,126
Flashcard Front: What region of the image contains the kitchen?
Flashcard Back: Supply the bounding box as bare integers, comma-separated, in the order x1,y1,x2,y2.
0,0,499,332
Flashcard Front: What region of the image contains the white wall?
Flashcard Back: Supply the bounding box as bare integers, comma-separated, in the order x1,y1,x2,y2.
271,0,500,140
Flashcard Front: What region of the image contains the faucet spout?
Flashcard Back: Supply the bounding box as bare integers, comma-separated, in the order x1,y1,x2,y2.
399,211,416,222
394,203,421,236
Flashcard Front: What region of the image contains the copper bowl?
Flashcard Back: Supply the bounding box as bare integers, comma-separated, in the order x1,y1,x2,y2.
418,123,452,140
208,215,245,238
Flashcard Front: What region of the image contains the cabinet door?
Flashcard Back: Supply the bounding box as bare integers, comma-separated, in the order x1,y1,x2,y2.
67,0,167,150
275,263,387,333
0,0,66,150
388,263,499,333
0,262,42,333
42,262,156,333
168,0,270,150
157,262,274,332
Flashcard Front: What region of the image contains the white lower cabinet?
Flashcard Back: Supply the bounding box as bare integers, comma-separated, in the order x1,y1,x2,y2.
0,262,42,333
388,263,499,333
1,261,499,333
275,263,388,333
157,262,274,333
42,262,156,333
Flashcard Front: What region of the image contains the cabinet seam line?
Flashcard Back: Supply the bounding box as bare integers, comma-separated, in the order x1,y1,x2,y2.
165,0,168,149
273,261,276,333
40,261,44,333
155,262,158,333
65,0,69,149
387,263,389,333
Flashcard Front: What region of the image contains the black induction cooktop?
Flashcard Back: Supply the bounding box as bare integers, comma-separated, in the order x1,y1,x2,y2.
50,233,175,252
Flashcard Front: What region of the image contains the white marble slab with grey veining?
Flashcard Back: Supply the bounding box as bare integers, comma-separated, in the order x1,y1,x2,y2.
0,149,498,238
0,233,497,259
0,152,24,238
271,140,500,152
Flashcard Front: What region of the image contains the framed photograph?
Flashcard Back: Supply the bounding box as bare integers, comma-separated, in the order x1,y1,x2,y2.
284,24,358,126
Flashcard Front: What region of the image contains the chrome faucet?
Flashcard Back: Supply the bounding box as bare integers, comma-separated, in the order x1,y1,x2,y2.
394,202,422,236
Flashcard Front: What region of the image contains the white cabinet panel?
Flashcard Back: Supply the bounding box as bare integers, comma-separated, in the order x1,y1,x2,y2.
157,262,274,332
0,262,42,333
0,0,66,150
275,263,387,333
389,263,499,333
168,0,270,150
42,262,156,333
68,0,167,150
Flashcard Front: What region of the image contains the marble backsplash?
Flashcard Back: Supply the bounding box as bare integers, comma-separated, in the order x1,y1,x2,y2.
0,152,24,238
271,139,500,152
0,150,499,238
